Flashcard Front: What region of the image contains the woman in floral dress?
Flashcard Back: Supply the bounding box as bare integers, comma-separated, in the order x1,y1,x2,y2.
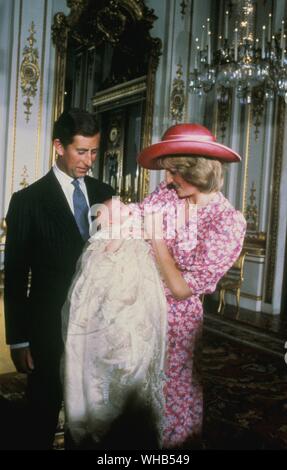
136,123,246,448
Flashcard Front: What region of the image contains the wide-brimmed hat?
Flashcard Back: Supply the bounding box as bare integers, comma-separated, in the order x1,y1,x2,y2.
137,123,241,169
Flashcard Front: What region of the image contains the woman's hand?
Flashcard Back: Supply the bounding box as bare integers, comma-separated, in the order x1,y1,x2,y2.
151,238,192,301
143,211,165,240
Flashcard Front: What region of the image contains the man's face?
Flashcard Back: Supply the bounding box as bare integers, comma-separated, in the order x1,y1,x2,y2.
54,133,100,178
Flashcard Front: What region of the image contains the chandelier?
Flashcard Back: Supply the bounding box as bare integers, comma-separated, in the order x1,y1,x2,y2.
189,1,287,104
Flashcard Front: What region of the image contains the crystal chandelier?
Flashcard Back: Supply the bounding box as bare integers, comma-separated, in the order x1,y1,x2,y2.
189,0,287,104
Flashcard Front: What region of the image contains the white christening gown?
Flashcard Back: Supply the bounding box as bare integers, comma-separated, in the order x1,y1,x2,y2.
62,225,167,446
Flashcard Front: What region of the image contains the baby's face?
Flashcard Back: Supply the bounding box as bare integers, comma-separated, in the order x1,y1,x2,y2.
97,199,130,227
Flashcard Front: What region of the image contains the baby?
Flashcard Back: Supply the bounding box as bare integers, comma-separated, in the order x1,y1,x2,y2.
91,197,140,251
62,198,167,448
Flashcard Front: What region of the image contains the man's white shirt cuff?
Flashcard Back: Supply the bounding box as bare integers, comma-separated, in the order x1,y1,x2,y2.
10,342,30,349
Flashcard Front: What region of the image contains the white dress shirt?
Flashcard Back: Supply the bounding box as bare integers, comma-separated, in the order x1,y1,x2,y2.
10,164,91,349
52,163,92,223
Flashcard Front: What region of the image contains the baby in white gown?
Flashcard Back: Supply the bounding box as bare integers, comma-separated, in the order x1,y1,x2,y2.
62,198,167,447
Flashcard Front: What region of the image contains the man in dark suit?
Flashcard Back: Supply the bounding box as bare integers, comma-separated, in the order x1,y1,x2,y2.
4,108,115,449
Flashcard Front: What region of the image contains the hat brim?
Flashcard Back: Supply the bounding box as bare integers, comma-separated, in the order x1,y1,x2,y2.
137,140,241,169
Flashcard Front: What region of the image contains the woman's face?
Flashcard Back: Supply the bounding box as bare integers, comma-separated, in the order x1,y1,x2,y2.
165,170,199,199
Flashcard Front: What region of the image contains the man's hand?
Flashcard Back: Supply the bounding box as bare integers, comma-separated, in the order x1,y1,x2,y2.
10,347,34,374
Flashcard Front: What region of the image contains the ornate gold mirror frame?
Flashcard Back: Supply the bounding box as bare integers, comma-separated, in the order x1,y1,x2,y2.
51,0,161,199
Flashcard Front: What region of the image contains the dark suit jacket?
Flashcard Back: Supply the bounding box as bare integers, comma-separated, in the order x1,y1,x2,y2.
4,169,114,367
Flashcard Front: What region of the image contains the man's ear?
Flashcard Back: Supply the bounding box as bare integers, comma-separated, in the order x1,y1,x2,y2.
53,139,65,156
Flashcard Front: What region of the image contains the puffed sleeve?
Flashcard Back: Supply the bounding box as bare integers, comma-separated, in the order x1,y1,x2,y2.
182,209,246,295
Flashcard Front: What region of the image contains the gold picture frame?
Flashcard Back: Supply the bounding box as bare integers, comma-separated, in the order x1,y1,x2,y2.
51,0,161,200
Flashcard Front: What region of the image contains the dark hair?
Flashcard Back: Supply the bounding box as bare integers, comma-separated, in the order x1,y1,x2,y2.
52,108,100,147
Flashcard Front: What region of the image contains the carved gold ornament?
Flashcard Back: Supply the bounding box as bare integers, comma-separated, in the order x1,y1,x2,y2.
19,166,30,189
170,64,185,123
244,231,266,257
252,86,265,140
0,218,6,245
216,87,232,141
52,12,69,57
180,0,187,17
20,22,40,123
245,181,259,232
97,2,127,45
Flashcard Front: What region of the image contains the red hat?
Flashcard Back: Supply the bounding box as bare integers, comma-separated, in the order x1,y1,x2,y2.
137,123,241,169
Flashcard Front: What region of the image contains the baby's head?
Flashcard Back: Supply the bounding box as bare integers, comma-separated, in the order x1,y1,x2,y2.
96,197,130,228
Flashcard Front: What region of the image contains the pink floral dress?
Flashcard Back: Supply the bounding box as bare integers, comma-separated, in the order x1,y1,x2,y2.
134,181,246,448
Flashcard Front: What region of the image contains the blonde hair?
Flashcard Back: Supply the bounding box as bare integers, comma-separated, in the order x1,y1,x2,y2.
158,155,224,193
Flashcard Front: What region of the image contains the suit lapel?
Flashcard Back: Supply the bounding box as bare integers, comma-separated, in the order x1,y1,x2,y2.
85,176,97,206
40,172,112,241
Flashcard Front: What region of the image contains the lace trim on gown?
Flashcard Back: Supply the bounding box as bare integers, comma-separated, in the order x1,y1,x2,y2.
62,235,167,446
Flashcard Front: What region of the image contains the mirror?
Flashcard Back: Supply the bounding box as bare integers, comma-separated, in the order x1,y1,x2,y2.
52,0,161,201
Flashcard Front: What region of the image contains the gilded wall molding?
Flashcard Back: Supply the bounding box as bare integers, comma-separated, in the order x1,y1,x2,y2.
217,87,232,141
240,292,263,301
51,12,68,58
242,105,252,215
140,37,162,198
245,181,259,232
244,231,266,257
252,86,265,141
265,97,286,303
92,77,147,108
35,0,48,179
51,10,71,165
11,0,23,196
244,256,265,264
20,22,40,123
121,0,144,20
0,219,7,245
170,64,185,123
19,166,30,189
180,1,187,17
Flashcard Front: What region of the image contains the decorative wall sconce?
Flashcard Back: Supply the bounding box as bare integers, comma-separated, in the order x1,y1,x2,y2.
189,1,287,108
